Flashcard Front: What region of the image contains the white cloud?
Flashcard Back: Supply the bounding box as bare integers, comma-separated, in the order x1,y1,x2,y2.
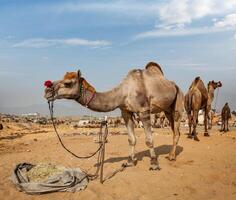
134,26,235,39
134,0,236,39
157,0,236,29
12,38,111,48
214,13,236,27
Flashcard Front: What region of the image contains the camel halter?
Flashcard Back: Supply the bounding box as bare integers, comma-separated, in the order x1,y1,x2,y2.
76,78,96,107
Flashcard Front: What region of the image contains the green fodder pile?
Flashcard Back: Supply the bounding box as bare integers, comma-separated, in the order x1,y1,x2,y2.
26,163,64,182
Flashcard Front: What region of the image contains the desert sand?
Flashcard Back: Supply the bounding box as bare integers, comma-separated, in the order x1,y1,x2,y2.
0,123,236,200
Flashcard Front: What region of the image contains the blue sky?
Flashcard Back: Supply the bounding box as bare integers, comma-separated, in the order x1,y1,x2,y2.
0,0,236,114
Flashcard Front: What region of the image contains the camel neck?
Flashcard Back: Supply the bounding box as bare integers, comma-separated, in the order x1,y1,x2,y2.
82,84,125,112
207,86,215,105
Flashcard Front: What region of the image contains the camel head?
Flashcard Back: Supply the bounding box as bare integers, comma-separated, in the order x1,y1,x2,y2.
208,80,222,90
44,70,82,102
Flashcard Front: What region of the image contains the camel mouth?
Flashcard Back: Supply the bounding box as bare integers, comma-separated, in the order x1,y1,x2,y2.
218,82,222,87
44,88,56,101
44,93,55,101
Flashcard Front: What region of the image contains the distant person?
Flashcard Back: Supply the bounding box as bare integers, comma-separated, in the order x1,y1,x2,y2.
221,103,231,132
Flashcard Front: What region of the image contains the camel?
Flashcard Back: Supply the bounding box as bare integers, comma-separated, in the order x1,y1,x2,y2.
152,112,167,128
184,77,222,141
44,62,184,170
220,102,231,132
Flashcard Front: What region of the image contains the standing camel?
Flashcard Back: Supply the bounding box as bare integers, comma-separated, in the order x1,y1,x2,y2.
220,102,231,132
185,77,222,141
44,62,184,170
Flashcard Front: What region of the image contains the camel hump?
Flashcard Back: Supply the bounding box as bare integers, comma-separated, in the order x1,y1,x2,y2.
194,76,201,82
192,76,201,86
145,62,164,75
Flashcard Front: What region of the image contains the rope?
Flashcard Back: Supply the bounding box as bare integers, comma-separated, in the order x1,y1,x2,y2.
48,101,126,183
48,101,104,159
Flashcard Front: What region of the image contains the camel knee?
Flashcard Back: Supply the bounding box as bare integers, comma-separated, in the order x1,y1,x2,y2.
174,111,181,121
128,137,136,146
145,137,154,148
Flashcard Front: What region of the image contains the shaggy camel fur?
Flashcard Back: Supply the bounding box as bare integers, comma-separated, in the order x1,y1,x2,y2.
44,62,184,170
221,103,231,132
185,77,222,141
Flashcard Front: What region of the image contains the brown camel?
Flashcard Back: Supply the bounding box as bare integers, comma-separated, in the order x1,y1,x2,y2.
184,77,222,141
152,112,167,128
44,62,184,170
220,102,231,132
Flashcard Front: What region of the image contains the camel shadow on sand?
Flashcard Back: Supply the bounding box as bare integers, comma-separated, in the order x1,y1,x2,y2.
103,145,183,165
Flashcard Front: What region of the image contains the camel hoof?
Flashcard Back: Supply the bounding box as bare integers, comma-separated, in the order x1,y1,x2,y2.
187,135,193,139
127,157,137,166
194,136,200,141
204,133,210,137
165,155,176,161
122,161,135,167
149,157,160,170
149,164,161,171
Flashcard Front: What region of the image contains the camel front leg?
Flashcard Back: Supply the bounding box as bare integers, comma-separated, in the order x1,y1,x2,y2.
220,119,224,132
208,112,212,130
226,119,229,132
139,111,160,170
204,108,210,136
121,110,137,166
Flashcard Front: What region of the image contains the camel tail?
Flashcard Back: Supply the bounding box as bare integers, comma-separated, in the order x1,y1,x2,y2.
187,93,193,115
173,85,184,121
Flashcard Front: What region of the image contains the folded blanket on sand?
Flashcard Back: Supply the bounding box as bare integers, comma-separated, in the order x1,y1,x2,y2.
11,163,88,195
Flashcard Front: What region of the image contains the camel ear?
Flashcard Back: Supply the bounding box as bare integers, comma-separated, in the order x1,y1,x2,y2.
77,70,81,78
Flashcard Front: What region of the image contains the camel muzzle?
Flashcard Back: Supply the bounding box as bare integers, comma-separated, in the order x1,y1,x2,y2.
44,80,56,101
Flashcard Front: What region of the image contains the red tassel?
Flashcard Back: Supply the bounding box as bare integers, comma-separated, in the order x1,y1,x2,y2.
44,80,53,87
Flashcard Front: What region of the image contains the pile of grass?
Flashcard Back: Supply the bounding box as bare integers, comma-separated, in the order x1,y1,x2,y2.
26,163,64,182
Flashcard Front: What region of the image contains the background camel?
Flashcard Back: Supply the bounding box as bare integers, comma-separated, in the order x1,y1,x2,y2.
221,102,231,132
184,77,222,141
44,62,184,170
152,112,168,128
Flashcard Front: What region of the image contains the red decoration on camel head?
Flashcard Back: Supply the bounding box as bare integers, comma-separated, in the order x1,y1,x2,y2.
44,80,53,88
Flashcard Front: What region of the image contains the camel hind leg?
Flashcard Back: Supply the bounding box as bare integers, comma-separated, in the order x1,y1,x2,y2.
187,113,193,138
226,118,229,132
166,86,183,160
165,111,181,161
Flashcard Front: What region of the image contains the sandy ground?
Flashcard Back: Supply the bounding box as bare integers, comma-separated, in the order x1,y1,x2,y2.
0,123,236,200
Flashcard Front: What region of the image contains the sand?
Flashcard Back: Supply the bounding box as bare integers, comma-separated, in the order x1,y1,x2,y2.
0,123,236,200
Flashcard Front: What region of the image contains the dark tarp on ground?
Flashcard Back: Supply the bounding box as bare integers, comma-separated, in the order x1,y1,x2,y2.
11,163,89,195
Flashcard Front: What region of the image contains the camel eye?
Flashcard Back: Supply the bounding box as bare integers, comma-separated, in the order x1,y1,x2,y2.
64,81,73,88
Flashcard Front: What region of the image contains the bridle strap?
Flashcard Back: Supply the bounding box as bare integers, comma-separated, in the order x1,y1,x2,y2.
75,77,96,107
